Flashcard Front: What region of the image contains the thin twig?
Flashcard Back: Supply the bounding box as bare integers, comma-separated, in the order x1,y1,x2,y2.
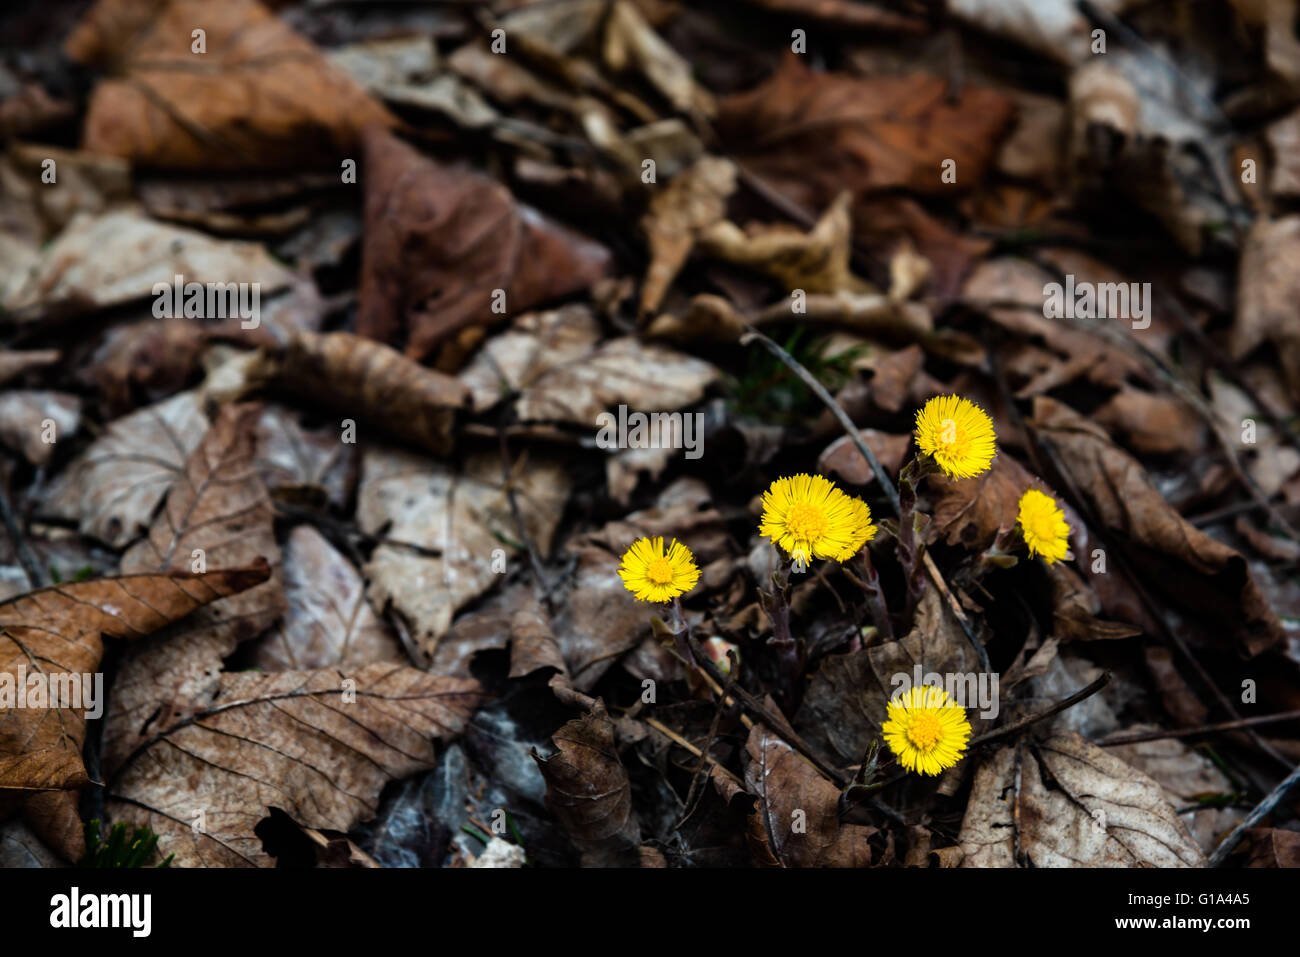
970,673,1112,749
1095,710,1300,747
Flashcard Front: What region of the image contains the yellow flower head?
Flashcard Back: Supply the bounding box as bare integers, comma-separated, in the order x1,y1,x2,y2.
831,496,878,561
759,474,862,566
1017,488,1071,564
882,685,972,776
914,394,997,479
618,536,700,603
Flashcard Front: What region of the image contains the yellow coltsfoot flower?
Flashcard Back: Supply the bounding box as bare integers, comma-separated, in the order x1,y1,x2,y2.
882,685,972,776
1017,488,1071,564
618,536,700,603
830,495,877,562
759,474,862,566
914,394,997,479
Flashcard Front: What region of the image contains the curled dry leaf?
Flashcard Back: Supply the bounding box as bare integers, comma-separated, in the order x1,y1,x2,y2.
958,730,1206,867
1028,396,1285,656
0,559,271,792
532,700,641,867
357,447,570,659
104,403,286,775
744,724,879,867
65,0,396,169
357,128,612,362
639,156,737,316
1093,389,1206,455
251,525,403,672
1047,563,1142,642
106,662,482,867
928,453,1037,550
43,390,207,548
265,331,470,457
698,191,872,295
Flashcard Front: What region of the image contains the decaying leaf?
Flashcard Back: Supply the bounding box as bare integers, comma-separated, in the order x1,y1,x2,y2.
744,724,879,867
532,700,641,867
358,446,569,659
357,128,611,362
106,663,481,867
1029,396,1285,656
103,403,286,775
252,525,403,671
43,390,207,548
959,730,1206,867
66,0,396,169
0,560,270,793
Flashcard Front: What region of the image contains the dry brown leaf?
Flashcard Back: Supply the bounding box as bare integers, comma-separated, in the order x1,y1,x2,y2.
959,730,1205,867
103,403,286,775
106,662,481,866
717,56,1014,204
266,331,470,457
358,446,569,659
817,430,910,488
66,0,396,169
0,560,270,793
743,723,878,867
1028,396,1285,656
357,128,611,362
43,390,207,548
929,453,1037,550
251,525,403,672
1244,827,1300,867
533,700,641,867
1094,389,1206,455
1048,562,1142,642
602,1,715,118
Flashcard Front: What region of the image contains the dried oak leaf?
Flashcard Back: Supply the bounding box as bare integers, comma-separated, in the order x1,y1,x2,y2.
357,446,569,660
1028,396,1285,656
251,525,403,672
0,560,271,792
532,700,641,867
958,730,1205,867
65,0,396,170
266,330,470,456
106,662,481,867
744,724,879,867
103,403,287,775
43,390,207,548
357,128,611,362
716,56,1014,203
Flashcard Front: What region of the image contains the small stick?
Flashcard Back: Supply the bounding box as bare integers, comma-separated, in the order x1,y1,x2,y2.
970,673,1112,749
645,717,745,788
1095,710,1300,747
